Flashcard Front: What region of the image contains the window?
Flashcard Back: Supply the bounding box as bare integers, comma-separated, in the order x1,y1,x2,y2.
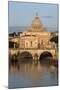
41,40,43,45
26,42,28,47
38,43,40,48
31,41,32,47
25,42,28,48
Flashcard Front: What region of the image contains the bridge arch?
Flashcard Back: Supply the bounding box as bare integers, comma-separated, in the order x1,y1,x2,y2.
17,51,33,62
39,51,53,60
20,51,32,58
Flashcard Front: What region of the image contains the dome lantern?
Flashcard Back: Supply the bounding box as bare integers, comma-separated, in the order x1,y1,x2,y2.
31,13,42,28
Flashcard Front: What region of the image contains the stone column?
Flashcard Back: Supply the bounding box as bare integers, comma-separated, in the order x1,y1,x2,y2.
14,43,15,48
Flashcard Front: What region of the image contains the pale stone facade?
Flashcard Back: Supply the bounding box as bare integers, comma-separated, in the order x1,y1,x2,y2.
19,15,55,49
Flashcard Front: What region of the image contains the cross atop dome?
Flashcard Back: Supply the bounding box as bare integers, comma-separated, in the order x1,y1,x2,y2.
35,12,39,19
36,12,38,17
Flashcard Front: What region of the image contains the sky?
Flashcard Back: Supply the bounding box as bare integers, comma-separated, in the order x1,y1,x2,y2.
8,1,58,32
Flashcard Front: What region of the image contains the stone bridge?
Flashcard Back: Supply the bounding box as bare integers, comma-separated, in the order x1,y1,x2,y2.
9,48,56,60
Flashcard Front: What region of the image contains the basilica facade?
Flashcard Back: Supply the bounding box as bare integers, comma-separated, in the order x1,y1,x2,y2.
19,15,55,49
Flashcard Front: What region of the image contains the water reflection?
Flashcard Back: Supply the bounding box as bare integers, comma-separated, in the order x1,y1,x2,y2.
9,59,58,89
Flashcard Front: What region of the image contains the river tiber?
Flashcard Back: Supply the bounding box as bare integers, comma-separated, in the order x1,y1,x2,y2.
8,2,58,89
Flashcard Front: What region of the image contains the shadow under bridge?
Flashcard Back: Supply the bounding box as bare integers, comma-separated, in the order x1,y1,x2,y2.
39,51,53,63
17,51,33,62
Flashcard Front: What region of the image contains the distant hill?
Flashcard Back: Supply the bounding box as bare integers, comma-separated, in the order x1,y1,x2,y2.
9,26,58,34
8,26,27,33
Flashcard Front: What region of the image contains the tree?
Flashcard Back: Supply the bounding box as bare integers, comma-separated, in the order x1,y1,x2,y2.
50,35,58,47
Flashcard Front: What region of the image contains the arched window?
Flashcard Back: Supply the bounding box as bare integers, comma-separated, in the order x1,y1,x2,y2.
25,42,28,48
31,41,32,47
38,43,40,48
41,40,43,45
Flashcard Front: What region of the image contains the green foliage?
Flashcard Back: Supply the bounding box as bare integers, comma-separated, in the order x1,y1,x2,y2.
50,35,58,46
